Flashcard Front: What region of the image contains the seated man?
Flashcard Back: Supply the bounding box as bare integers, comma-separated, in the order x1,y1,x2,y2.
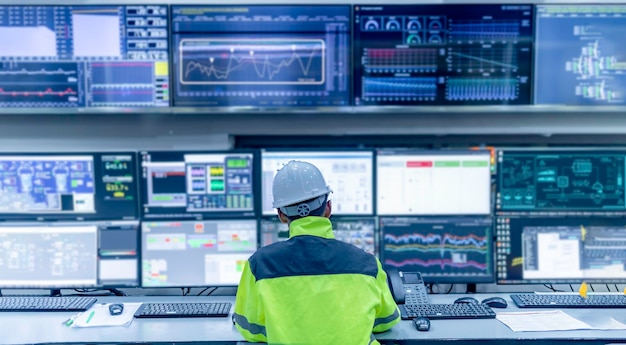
234,160,400,344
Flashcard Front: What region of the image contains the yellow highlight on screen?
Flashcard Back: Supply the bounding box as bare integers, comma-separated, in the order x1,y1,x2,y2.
511,257,523,266
155,62,169,76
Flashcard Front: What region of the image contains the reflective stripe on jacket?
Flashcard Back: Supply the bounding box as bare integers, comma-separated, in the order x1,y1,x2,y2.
234,216,400,345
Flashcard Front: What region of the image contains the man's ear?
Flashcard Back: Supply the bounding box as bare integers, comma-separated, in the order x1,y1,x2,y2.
323,200,332,218
277,209,289,223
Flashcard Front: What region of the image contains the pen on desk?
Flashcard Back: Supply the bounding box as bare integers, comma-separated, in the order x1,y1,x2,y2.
85,310,95,324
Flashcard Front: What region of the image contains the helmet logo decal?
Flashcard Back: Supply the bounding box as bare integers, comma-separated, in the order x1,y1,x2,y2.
297,204,311,217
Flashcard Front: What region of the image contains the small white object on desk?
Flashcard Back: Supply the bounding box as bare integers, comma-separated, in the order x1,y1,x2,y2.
70,302,142,328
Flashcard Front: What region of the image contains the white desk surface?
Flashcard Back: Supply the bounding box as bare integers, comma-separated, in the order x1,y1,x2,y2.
2,293,626,344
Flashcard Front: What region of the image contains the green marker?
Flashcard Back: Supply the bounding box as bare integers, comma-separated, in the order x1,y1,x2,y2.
85,310,95,324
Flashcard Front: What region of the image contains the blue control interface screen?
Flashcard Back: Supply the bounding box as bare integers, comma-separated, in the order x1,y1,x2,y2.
0,152,138,221
0,5,170,108
535,5,626,105
497,150,626,213
171,5,351,107
353,4,533,105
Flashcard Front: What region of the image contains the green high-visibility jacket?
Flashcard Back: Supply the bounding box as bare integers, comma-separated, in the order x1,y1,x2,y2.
234,216,400,345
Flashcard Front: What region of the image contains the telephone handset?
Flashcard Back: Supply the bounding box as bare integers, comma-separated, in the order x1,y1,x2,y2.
386,269,430,305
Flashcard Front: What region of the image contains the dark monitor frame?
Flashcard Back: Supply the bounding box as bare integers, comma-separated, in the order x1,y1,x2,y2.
375,148,492,217
0,151,140,222
139,150,259,220
0,220,141,290
140,218,258,288
169,4,352,108
495,215,626,285
379,215,495,284
0,4,172,109
260,148,376,217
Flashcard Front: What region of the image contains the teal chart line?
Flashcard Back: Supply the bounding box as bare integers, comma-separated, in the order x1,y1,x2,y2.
450,52,518,69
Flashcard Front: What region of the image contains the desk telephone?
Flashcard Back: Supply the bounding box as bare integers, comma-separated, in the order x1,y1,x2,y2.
386,270,430,305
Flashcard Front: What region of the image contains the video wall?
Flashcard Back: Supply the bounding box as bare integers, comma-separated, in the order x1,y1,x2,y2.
1,4,626,108
3,148,626,289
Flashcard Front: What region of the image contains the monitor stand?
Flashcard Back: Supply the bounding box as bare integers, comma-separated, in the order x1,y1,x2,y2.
108,288,125,296
50,289,62,297
466,283,477,294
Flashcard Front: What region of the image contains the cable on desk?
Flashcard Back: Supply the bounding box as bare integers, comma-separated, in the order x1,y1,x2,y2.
616,284,620,292
569,284,574,292
181,287,191,296
543,284,563,292
197,287,218,296
590,284,595,292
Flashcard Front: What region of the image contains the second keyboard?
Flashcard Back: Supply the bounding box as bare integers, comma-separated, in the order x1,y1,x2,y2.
511,294,626,308
401,303,496,320
134,302,232,318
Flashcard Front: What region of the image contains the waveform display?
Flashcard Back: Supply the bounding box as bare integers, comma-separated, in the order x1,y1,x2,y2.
381,217,492,281
354,5,533,105
90,62,154,85
445,78,518,101
363,77,437,101
449,20,520,42
448,47,518,72
0,61,81,107
179,39,325,85
364,48,437,73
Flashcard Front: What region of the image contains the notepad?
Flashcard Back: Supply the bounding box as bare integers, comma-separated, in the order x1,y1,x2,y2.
71,302,142,328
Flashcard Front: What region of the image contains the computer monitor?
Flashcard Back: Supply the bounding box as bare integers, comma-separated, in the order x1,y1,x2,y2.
0,5,170,108
535,5,626,105
261,150,374,216
353,4,533,105
496,150,626,213
0,152,139,221
376,150,491,216
380,216,494,284
171,5,351,107
140,151,256,220
260,216,378,256
0,220,140,288
496,216,626,284
141,219,258,287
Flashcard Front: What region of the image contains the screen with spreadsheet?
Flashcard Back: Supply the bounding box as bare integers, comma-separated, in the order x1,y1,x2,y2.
141,219,257,287
353,4,533,105
496,150,626,214
261,216,378,256
0,221,139,288
496,216,626,284
140,151,255,219
376,150,491,216
0,5,170,108
171,5,351,107
535,5,626,105
0,152,138,221
261,150,374,216
380,216,493,283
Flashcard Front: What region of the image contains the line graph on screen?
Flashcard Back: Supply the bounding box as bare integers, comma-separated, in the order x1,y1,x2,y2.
179,39,326,85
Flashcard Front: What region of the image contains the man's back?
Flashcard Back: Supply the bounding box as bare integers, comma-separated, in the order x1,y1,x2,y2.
234,217,400,345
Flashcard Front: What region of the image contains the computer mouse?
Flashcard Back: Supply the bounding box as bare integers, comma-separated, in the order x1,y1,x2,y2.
109,303,124,315
413,317,430,331
454,296,479,304
481,296,508,308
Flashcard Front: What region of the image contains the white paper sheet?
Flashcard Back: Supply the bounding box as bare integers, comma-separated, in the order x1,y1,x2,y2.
495,310,626,332
70,302,142,328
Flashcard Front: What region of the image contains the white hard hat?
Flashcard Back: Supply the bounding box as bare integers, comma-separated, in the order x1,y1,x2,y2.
272,160,332,213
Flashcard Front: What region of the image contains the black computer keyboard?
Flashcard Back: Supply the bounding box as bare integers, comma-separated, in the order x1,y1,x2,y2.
134,302,232,318
511,293,626,308
0,296,97,312
401,303,496,320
